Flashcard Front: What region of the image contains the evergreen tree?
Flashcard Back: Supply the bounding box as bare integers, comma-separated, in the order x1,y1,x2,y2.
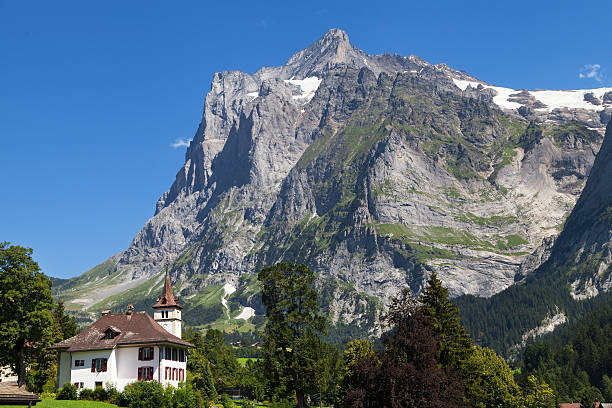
419,272,473,368
258,263,326,408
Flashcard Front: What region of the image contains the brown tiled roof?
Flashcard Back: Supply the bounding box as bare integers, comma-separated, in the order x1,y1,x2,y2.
49,312,193,352
152,272,182,309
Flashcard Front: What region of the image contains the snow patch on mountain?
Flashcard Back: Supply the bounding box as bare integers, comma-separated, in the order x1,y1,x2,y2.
451,78,612,113
284,77,322,102
236,306,256,320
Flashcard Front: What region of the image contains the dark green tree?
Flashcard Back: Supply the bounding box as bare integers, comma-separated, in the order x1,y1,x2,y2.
28,301,79,393
258,263,326,408
419,272,473,368
0,242,54,387
345,289,466,408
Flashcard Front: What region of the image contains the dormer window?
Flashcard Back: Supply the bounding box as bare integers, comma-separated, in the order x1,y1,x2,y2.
103,327,120,339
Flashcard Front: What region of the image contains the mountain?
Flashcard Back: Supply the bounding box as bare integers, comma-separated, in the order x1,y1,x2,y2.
458,119,612,356
54,29,612,338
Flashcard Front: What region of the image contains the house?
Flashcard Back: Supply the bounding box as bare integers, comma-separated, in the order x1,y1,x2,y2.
49,271,193,391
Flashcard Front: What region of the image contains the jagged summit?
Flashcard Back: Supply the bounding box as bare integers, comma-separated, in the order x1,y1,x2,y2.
283,28,367,78
55,30,612,337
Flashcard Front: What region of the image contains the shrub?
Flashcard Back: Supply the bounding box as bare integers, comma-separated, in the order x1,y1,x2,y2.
220,394,235,408
39,392,56,400
79,388,95,400
106,383,121,405
170,382,201,408
56,383,77,400
269,400,293,408
122,381,170,408
92,385,108,401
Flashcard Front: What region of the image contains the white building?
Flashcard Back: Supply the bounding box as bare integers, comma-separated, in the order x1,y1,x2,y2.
50,272,193,391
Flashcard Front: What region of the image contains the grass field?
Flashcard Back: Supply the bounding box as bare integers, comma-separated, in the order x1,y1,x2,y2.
4,400,118,408
237,357,261,366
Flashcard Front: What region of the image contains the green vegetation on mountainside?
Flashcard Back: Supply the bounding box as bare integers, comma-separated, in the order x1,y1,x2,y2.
518,295,612,402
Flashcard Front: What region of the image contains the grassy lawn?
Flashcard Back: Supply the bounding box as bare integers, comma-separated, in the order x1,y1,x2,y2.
3,400,118,408
237,357,261,366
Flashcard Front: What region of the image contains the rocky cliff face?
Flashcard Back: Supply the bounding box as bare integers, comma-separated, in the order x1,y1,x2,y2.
539,120,612,299
55,29,612,334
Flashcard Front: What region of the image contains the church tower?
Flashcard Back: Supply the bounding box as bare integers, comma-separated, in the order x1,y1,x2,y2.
152,265,183,338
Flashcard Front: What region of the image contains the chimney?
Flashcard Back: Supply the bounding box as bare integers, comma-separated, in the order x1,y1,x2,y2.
126,304,134,315
101,310,111,316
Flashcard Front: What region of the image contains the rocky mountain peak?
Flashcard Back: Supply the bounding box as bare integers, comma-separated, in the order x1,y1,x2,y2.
284,28,367,78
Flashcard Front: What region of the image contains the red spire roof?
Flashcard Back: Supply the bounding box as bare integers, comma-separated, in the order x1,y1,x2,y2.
152,269,182,309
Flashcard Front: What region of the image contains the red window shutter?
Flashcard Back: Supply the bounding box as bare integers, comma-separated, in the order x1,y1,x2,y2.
138,347,142,360
149,367,153,380
149,347,154,361
138,367,142,381
102,359,108,372
91,359,96,372
74,382,78,388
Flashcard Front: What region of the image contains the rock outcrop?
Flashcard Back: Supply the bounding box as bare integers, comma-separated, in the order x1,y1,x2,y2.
54,29,612,334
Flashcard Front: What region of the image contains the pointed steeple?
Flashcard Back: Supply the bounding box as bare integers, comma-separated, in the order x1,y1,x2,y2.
153,261,182,309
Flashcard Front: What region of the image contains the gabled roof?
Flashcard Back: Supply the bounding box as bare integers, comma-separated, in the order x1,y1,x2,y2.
152,272,182,309
49,312,193,352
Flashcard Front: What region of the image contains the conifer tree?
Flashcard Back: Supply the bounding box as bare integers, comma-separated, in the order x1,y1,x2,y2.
419,272,473,368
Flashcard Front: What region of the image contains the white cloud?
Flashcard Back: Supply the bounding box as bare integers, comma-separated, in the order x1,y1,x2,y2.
170,138,192,148
579,64,606,83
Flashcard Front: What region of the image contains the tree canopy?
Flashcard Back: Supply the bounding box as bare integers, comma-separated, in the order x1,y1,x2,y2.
0,242,55,386
258,262,327,408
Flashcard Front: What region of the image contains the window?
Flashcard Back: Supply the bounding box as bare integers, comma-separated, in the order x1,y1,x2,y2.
73,382,84,389
164,347,171,360
95,381,103,388
179,368,184,381
165,367,169,380
104,329,118,339
138,347,154,361
179,349,185,362
74,360,85,367
172,348,177,361
138,367,154,381
172,368,177,381
91,358,107,372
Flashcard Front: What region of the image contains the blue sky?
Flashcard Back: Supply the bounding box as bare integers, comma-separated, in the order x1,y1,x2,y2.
1,0,611,278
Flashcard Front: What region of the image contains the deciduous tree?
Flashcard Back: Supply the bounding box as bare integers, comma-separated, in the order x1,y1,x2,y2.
0,242,54,387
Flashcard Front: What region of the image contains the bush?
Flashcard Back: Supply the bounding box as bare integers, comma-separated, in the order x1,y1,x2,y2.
39,392,56,400
170,382,201,408
105,383,121,405
269,400,293,408
122,381,170,408
56,383,77,400
92,385,108,401
79,388,95,400
220,394,235,408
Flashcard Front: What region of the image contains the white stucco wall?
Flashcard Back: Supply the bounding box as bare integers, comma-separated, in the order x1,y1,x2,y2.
159,350,187,388
114,346,161,390
70,349,115,390
153,308,182,338
59,344,188,392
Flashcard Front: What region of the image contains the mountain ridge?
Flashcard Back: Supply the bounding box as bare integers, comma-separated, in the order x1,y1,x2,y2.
53,29,612,338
